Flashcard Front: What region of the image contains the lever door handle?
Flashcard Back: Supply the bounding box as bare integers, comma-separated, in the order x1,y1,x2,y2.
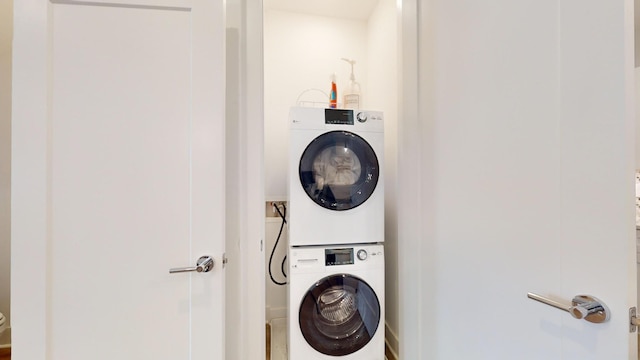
527,292,610,323
169,256,214,274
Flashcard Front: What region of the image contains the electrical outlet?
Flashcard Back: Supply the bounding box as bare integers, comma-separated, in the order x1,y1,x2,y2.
265,201,287,218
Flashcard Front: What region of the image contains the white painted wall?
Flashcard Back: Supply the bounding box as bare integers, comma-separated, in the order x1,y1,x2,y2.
265,218,288,321
636,67,640,169
636,67,640,307
263,9,369,199
263,8,400,348
0,0,12,331
263,9,368,326
366,0,399,353
262,9,370,322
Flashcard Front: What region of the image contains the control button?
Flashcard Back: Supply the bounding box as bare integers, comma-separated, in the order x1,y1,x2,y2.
356,112,367,123
357,249,368,261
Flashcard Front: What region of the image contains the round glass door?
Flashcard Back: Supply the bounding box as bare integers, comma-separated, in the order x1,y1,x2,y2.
298,274,380,356
299,131,379,211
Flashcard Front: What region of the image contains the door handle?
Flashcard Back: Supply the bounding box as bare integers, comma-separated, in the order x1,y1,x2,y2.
169,256,214,274
527,292,610,323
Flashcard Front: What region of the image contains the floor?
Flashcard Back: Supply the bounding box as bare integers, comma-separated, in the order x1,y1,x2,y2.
2,335,637,360
9,340,640,360
0,347,9,360
267,318,287,360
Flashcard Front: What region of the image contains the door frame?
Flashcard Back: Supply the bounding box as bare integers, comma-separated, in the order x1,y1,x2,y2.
243,0,421,358
232,0,266,358
11,0,51,357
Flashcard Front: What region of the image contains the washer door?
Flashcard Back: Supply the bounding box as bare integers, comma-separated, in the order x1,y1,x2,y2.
299,131,379,211
298,274,381,356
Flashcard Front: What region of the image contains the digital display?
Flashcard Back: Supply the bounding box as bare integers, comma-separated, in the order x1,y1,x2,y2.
325,248,354,266
325,109,354,125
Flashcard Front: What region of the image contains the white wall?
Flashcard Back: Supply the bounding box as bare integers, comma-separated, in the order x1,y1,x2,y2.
263,8,370,324
0,0,12,330
264,9,369,199
366,0,399,354
635,0,640,67
636,67,640,169
263,8,400,344
265,218,288,321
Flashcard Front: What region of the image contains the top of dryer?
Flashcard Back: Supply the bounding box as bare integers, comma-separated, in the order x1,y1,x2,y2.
290,107,383,132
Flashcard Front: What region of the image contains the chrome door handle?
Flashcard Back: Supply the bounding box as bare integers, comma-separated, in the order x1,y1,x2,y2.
169,256,214,274
527,293,610,323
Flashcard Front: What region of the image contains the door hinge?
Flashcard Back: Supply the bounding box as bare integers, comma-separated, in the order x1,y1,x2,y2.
222,253,228,268
630,307,640,332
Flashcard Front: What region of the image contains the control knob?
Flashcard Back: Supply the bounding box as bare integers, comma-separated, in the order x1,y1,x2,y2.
357,249,368,261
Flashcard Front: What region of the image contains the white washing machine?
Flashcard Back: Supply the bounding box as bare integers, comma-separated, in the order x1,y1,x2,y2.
288,244,385,359
288,107,384,247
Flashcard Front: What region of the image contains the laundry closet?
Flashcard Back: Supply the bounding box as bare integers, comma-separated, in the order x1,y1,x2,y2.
262,0,400,358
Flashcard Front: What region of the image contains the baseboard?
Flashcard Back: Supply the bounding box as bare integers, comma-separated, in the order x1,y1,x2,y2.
385,322,399,360
267,306,287,322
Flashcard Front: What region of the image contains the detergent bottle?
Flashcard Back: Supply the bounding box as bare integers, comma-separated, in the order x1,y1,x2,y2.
329,73,338,108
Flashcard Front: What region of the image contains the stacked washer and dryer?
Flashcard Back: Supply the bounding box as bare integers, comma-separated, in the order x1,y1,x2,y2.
287,107,385,359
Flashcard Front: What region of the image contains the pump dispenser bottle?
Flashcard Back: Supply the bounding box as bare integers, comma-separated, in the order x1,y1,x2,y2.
341,58,361,109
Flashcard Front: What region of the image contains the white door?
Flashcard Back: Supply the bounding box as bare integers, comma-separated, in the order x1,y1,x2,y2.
398,0,637,359
11,0,226,359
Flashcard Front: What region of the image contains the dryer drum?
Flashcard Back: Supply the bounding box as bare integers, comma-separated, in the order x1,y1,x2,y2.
314,287,360,339
299,131,379,211
299,274,381,356
317,288,357,325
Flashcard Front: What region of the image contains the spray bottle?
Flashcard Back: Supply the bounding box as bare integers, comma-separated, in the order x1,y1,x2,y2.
329,73,338,108
341,58,361,109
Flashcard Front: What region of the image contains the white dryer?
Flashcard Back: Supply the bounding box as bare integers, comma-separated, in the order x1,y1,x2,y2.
288,244,385,359
288,107,384,247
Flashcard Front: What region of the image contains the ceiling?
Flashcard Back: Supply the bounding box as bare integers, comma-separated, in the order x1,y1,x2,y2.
264,0,640,66
263,0,380,21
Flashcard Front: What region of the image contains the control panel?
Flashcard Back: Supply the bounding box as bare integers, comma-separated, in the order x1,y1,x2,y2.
325,248,354,266
289,244,384,274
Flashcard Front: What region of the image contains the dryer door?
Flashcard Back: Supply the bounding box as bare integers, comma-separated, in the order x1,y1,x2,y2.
298,274,381,356
299,131,379,211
